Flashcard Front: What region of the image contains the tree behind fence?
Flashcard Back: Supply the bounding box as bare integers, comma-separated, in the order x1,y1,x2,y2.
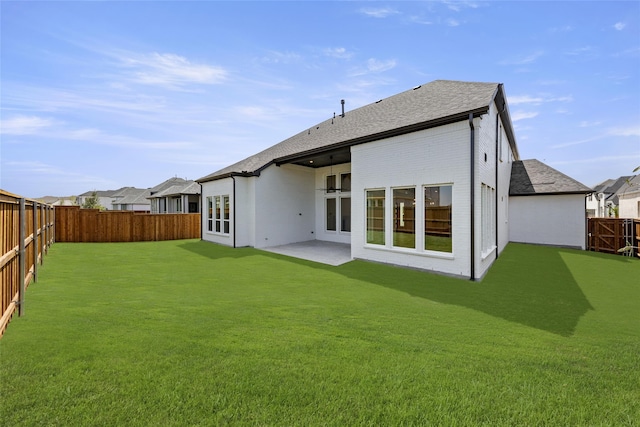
54,206,200,242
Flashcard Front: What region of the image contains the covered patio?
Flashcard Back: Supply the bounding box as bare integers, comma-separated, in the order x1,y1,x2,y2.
261,240,352,266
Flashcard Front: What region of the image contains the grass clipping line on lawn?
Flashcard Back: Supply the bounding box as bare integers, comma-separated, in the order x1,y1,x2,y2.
1,240,639,425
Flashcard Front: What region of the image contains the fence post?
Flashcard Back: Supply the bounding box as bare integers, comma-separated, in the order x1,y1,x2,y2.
18,198,26,316
32,201,39,282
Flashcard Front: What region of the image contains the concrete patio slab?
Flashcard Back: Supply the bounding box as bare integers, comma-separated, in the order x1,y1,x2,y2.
261,240,352,266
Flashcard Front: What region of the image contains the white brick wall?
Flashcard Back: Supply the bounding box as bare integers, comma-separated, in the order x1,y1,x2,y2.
509,194,587,249
351,121,473,278
253,164,315,248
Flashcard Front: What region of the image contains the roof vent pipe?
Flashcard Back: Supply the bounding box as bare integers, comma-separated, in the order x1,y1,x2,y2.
341,99,345,117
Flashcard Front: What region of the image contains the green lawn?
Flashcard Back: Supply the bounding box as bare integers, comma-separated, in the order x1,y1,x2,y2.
1,240,638,426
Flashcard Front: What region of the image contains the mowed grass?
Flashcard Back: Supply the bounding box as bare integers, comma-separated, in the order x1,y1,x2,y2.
1,240,638,426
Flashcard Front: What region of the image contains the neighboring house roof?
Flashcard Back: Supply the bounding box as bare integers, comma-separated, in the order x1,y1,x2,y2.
148,181,200,199
111,187,151,206
150,177,189,195
111,187,148,199
37,196,64,204
509,159,592,196
79,189,118,197
615,174,640,198
198,80,518,183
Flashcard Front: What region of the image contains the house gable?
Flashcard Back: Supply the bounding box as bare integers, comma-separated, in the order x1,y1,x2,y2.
197,80,518,184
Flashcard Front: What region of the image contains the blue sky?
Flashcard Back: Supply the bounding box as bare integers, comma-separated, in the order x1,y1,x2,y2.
1,1,639,198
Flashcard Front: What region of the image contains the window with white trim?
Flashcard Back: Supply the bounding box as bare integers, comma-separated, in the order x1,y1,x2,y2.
366,189,385,245
393,187,416,249
424,185,452,253
481,183,496,254
211,195,230,234
207,197,213,231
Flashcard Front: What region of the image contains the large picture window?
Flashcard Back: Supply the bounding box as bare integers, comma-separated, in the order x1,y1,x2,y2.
326,198,336,231
223,195,230,234
425,185,452,253
213,195,230,235
207,197,213,231
393,188,415,248
366,190,385,245
214,196,221,232
340,197,351,232
481,184,495,254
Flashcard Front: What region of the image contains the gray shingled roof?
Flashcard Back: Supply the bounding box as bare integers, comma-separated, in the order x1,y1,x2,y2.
198,80,516,182
510,159,592,196
148,181,200,199
615,174,640,196
150,177,188,195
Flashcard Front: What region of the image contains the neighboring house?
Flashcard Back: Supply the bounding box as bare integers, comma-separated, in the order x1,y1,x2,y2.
111,187,151,212
586,176,631,217
148,180,201,214
38,196,76,206
76,190,118,210
509,159,592,249
616,175,640,219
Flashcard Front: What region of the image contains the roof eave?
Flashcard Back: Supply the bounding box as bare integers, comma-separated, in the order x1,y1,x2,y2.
274,107,490,166
510,190,593,196
196,170,260,184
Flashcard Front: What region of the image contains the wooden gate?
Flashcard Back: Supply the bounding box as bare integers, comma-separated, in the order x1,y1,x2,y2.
587,218,639,257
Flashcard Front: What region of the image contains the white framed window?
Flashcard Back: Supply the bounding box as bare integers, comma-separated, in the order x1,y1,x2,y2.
499,123,503,162
325,171,351,233
393,187,416,249
211,195,230,234
366,189,385,245
424,185,452,253
207,197,213,231
481,183,496,255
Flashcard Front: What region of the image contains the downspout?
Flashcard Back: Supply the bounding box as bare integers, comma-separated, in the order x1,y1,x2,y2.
198,183,203,241
469,113,476,281
495,109,500,261
231,175,237,248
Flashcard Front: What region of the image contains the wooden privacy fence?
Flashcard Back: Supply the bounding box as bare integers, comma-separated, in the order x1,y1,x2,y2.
587,217,639,257
55,206,200,242
1,190,55,337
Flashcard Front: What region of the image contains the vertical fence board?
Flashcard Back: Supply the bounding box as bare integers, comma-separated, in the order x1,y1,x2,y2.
587,217,639,257
53,206,200,243
1,190,54,337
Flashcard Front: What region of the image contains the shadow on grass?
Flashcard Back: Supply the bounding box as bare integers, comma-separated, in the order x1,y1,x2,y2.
178,240,261,260
179,240,599,337
332,243,597,337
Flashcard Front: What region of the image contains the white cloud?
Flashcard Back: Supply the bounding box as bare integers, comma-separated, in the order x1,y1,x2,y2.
117,52,227,88
511,111,539,121
509,94,573,106
348,58,397,77
609,125,640,137
579,120,602,128
360,7,400,18
442,1,479,12
565,46,594,56
0,115,54,135
261,50,302,64
613,22,626,31
447,19,460,27
323,47,353,59
499,51,544,66
366,58,397,73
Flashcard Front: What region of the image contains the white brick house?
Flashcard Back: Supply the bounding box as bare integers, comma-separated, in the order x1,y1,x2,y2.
197,80,587,280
